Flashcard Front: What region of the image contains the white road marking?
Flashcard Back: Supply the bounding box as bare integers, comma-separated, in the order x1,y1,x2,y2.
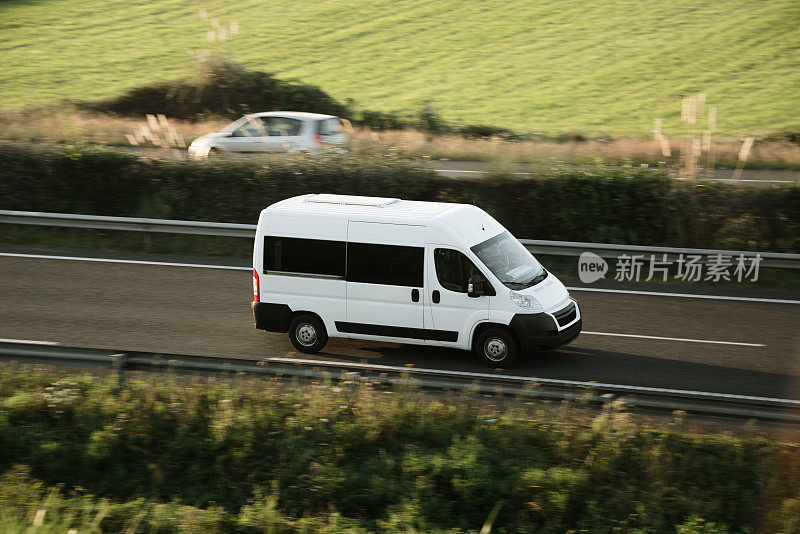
267,357,800,405
1,252,797,304
718,179,795,184
0,252,250,271
675,177,795,184
568,286,800,305
581,331,764,347
435,169,797,184
0,338,59,345
434,169,530,175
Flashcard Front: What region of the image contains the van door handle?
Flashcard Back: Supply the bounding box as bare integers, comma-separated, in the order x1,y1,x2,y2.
432,290,440,304
411,289,420,302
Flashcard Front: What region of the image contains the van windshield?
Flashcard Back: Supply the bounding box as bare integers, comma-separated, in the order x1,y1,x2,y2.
470,231,547,290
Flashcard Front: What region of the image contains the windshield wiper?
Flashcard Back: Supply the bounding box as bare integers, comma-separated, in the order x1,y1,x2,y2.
503,270,548,290
519,269,548,288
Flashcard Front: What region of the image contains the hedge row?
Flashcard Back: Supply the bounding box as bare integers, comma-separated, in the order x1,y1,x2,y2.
1,366,799,533
1,143,799,253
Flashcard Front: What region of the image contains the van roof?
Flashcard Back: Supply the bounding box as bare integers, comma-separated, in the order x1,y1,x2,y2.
267,194,461,220
264,194,506,248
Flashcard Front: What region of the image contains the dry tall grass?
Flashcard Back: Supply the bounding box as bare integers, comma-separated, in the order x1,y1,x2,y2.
348,128,800,169
1,110,798,169
0,109,227,147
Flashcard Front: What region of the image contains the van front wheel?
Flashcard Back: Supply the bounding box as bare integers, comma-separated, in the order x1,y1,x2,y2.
475,328,518,368
288,315,328,354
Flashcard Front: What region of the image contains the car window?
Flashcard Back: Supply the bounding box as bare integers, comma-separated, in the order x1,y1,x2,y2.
434,248,482,293
317,118,341,135
263,117,303,137
232,118,266,137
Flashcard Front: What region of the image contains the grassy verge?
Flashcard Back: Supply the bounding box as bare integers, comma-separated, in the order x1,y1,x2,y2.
351,129,800,170
1,364,800,533
0,108,227,148
0,226,253,259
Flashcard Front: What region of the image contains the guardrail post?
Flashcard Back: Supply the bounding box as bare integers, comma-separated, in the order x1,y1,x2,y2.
143,232,152,252
345,371,359,408
110,353,126,393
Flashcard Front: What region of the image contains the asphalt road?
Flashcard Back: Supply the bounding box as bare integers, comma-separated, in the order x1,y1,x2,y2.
1,253,799,400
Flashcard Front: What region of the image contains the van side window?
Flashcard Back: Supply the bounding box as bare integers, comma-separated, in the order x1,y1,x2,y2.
347,243,423,287
264,236,345,277
434,248,482,293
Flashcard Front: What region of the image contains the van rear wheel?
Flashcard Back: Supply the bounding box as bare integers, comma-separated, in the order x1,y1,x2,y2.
475,328,518,368
288,314,328,354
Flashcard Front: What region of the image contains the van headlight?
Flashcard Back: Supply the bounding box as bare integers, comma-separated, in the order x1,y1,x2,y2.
509,290,542,311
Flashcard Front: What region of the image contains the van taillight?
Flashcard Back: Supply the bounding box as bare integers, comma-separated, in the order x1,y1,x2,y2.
252,269,260,301
314,134,329,145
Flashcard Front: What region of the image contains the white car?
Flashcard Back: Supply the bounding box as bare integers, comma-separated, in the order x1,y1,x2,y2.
188,112,348,158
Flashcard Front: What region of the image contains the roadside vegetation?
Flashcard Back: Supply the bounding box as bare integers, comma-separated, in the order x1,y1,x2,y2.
1,56,798,169
1,0,798,138
1,364,799,533
2,111,799,170
1,144,798,254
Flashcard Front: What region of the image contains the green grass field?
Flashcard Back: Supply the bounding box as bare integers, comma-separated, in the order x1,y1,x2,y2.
1,0,798,137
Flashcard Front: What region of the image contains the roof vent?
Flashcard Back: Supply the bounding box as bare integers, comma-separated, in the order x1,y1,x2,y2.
305,194,400,207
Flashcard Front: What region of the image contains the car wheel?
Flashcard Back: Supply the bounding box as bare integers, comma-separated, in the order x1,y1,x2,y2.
475,328,518,368
288,314,328,354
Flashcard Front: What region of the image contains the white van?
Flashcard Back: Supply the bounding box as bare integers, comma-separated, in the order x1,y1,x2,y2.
251,194,581,367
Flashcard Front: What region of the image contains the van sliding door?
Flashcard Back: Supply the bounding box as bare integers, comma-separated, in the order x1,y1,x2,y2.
341,222,427,341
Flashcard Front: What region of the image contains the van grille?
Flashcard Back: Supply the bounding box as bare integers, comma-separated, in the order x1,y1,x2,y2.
554,302,577,327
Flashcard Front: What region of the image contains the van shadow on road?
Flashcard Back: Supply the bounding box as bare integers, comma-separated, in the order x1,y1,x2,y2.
305,342,797,400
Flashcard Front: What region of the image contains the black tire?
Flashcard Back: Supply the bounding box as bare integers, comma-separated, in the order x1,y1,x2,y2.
288,314,328,354
474,327,518,368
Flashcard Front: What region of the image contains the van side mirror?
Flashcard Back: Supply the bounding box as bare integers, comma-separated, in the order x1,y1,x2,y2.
467,274,487,298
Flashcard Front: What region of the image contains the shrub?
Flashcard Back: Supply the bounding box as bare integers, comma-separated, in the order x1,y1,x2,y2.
81,58,350,121
1,366,800,532
457,124,515,140
1,143,798,253
415,103,450,134
764,127,800,146
356,110,408,131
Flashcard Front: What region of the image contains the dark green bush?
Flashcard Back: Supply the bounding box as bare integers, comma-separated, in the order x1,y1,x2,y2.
82,58,350,121
1,143,798,253
764,126,800,146
457,124,515,139
415,103,450,134
357,110,408,131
